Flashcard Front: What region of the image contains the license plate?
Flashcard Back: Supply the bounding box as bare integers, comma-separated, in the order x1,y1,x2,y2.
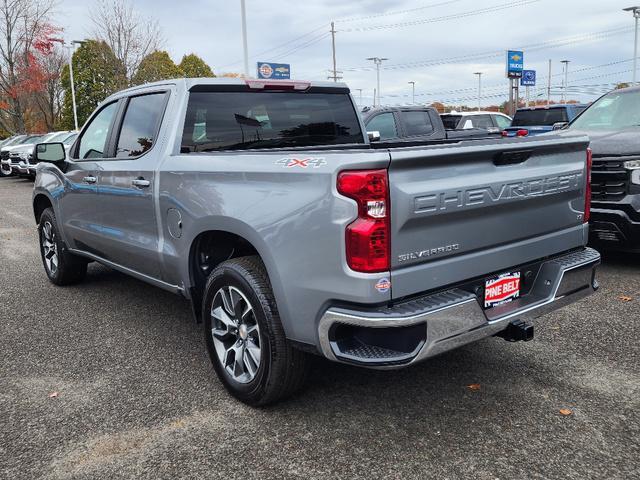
484,271,521,308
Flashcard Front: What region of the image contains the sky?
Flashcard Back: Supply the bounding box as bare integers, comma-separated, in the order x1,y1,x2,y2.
54,0,638,107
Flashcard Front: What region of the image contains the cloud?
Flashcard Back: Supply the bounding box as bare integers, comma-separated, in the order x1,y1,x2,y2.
55,0,633,106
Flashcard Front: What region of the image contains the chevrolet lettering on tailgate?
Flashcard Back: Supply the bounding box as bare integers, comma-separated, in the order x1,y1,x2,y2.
415,172,583,214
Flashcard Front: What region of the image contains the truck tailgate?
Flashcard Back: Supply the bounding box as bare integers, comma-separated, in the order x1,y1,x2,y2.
388,135,590,299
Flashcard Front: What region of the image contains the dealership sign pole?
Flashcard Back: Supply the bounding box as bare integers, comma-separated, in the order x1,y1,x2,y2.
506,50,524,116
521,70,536,107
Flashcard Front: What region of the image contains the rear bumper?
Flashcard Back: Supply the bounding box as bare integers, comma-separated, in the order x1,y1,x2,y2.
318,247,600,368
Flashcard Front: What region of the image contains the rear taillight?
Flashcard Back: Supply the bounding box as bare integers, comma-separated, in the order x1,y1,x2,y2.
337,169,390,273
584,147,592,223
501,130,509,137
516,129,529,137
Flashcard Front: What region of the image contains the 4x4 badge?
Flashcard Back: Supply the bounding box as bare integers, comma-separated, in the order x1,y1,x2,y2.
276,157,326,168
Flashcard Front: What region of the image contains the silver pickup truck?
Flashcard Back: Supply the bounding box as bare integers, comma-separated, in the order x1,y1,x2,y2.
32,78,600,405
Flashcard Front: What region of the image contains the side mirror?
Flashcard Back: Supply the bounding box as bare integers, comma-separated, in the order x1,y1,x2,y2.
34,142,66,166
367,131,381,142
552,121,569,130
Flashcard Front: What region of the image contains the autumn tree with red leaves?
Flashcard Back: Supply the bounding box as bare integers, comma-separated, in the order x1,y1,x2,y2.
0,0,56,134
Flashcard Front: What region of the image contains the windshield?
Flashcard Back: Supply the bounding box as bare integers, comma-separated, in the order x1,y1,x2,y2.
18,135,43,144
44,132,70,143
440,115,462,129
181,91,363,152
511,108,568,127
570,90,640,130
63,133,78,145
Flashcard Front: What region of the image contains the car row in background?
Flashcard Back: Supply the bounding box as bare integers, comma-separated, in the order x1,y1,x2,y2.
0,130,77,179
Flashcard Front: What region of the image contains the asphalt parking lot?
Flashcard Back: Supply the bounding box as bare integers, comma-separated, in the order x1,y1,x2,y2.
1,176,638,480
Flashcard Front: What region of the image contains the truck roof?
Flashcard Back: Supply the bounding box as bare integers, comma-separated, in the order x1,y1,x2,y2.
360,105,435,120
107,77,349,99
516,103,588,111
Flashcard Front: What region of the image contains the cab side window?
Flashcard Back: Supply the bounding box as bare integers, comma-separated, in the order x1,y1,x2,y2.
76,102,118,160
115,93,167,158
366,112,398,140
494,115,511,129
470,114,494,129
401,111,434,137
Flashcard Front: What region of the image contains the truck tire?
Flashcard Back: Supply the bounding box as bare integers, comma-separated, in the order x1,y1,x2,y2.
202,256,309,406
38,208,88,285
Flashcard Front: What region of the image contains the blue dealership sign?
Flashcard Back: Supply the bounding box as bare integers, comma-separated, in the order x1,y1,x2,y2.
506,50,524,78
521,70,536,86
257,62,291,80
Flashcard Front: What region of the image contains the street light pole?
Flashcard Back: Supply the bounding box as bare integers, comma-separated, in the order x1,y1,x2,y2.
366,57,387,107
240,0,250,78
624,6,640,83
49,37,82,130
473,72,482,111
408,81,415,104
356,88,363,105
561,60,570,103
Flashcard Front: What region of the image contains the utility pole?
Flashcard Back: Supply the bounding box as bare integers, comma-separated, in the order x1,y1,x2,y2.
561,59,570,103
240,0,250,78
356,88,363,105
408,81,415,104
474,72,482,111
328,22,343,82
547,59,552,105
624,6,640,83
366,57,388,107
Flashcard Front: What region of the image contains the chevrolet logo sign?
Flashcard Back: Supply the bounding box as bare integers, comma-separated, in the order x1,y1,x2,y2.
511,54,522,62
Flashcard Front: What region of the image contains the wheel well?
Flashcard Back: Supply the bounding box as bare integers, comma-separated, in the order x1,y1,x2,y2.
188,230,260,322
33,194,52,224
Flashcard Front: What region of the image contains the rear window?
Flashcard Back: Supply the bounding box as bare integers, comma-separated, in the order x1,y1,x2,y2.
181,91,363,152
512,108,568,126
440,115,462,129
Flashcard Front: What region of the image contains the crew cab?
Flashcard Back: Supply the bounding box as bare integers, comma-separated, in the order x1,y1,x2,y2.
32,78,600,405
503,104,588,137
361,106,491,142
563,85,640,252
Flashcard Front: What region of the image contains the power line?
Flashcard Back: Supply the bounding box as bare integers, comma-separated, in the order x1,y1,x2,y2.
217,24,328,69
337,0,467,23
343,26,632,72
340,0,541,32
269,32,331,61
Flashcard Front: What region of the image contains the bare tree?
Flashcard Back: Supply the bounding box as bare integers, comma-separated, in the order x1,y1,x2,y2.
90,0,164,81
34,45,65,130
0,0,55,133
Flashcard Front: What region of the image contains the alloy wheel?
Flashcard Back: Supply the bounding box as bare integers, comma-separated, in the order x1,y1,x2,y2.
41,221,58,275
211,286,262,384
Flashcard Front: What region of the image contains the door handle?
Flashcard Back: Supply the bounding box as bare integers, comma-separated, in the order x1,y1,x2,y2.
132,178,150,188
82,175,97,184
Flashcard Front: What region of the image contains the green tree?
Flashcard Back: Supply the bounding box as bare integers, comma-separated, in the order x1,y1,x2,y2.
179,53,214,77
131,50,183,85
60,40,126,129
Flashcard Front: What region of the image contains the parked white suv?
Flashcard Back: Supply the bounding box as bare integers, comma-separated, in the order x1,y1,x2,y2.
440,111,512,134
